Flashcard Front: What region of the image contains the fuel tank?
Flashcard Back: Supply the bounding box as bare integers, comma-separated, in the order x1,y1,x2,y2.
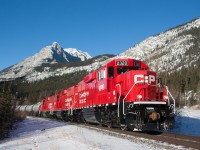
82,108,99,124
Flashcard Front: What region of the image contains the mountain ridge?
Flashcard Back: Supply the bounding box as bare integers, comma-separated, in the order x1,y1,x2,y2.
0,42,92,81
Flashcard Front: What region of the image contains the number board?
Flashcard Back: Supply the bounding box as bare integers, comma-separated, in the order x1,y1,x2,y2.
116,60,128,66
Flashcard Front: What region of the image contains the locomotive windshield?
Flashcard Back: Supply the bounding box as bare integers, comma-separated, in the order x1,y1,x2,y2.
117,66,140,75
117,67,128,74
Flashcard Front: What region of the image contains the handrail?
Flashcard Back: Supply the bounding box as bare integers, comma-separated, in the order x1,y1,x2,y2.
116,84,121,117
166,86,176,114
122,83,136,115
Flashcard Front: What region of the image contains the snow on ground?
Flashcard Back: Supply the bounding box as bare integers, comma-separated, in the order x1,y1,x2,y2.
169,106,200,137
0,106,199,150
0,117,187,150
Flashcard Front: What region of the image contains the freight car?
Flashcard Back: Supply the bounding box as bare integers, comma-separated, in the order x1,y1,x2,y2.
18,58,175,131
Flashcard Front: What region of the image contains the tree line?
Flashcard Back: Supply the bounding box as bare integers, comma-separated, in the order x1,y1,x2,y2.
0,70,88,104
159,58,200,107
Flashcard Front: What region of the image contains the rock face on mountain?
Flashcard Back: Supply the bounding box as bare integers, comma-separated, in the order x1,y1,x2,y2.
0,42,92,81
120,17,200,73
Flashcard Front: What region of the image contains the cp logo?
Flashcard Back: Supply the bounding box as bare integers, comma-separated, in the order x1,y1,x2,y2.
134,75,155,84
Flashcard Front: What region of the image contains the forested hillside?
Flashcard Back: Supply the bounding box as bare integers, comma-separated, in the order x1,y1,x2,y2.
0,70,88,104
159,57,200,106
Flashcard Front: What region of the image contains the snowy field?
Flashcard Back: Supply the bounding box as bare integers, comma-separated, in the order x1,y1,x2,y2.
0,106,199,150
169,106,200,137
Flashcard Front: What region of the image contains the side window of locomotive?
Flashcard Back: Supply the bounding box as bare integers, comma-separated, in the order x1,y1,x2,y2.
98,69,106,81
98,72,101,81
108,66,114,78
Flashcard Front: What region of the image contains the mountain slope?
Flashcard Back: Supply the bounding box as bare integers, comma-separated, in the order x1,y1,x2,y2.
26,54,114,82
0,42,92,81
120,17,200,73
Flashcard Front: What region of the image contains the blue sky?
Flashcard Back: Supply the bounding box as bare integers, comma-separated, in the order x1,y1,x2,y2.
0,0,199,71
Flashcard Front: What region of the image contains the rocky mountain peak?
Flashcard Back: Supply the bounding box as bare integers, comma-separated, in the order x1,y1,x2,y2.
52,42,59,47
0,42,92,81
51,42,62,53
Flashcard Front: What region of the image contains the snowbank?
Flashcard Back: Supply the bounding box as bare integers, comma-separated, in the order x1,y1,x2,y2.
169,106,200,136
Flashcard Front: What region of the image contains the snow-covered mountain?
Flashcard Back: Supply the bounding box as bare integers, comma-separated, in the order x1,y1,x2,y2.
120,17,200,73
0,42,92,81
25,55,113,82
64,48,92,61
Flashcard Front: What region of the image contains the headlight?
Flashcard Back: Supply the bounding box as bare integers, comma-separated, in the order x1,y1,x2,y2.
164,95,169,100
137,94,142,100
145,76,148,83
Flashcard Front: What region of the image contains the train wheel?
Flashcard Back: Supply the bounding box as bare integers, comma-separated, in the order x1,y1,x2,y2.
107,121,112,128
63,113,69,122
120,124,127,131
99,119,103,126
125,114,135,131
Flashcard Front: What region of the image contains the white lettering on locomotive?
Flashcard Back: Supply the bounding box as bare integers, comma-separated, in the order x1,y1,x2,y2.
149,75,155,84
65,103,70,107
79,99,86,104
99,84,105,91
116,60,128,66
134,74,155,84
79,91,89,98
65,98,72,102
134,75,144,83
79,92,89,104
48,103,53,109
65,98,72,107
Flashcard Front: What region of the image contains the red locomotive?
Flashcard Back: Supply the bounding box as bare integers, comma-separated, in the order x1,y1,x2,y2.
18,58,175,130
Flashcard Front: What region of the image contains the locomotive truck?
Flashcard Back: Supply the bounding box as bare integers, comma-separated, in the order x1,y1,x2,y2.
17,58,175,131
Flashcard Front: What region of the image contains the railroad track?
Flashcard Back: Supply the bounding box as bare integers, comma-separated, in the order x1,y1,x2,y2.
78,123,200,150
